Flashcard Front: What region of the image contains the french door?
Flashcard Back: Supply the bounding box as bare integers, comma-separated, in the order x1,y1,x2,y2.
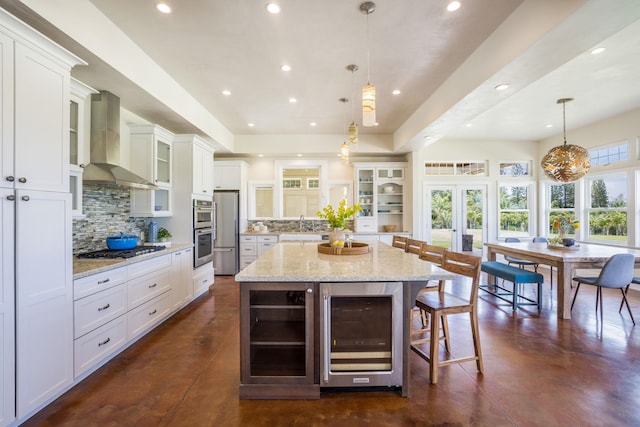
425,185,486,252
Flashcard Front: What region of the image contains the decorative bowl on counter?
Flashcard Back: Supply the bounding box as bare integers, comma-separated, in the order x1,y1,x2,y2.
383,225,396,232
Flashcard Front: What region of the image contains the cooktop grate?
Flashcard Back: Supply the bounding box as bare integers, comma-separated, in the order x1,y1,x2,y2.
77,245,166,259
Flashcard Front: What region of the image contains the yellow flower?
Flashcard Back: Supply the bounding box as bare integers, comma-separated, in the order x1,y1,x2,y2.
317,199,362,229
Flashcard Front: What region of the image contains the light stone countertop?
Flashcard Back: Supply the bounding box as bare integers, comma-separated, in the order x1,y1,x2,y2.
235,240,452,282
73,243,194,279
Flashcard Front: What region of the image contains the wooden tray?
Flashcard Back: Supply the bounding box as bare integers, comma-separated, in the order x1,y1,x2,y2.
317,242,369,255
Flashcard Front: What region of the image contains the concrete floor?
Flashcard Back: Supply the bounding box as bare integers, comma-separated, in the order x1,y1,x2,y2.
22,271,640,427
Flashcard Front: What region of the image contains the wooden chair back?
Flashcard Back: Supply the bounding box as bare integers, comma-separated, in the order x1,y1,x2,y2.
405,239,424,255
440,251,483,301
418,243,447,266
391,235,408,250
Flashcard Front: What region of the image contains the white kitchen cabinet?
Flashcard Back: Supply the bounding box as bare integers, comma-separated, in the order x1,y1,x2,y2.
257,235,278,256
127,291,173,340
0,11,83,423
68,78,97,218
73,283,127,339
129,124,174,217
214,162,243,190
173,134,214,198
193,262,214,297
353,162,407,233
171,248,193,310
74,316,127,378
0,189,15,427
16,190,73,419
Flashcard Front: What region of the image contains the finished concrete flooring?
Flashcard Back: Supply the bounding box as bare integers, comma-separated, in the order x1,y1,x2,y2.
22,272,640,426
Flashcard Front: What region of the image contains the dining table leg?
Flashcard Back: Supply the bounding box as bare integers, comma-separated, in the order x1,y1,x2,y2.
557,263,572,319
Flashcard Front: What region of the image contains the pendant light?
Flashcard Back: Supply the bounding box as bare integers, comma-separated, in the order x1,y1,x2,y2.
347,64,359,145
339,98,350,161
540,98,591,182
360,2,376,127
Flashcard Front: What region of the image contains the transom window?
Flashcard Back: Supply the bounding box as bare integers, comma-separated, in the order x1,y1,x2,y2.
425,162,486,176
499,162,531,176
589,141,628,166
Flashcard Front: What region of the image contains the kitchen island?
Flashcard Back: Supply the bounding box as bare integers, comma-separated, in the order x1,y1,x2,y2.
235,240,453,399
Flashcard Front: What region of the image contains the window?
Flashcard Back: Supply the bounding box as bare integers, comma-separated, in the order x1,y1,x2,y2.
589,141,628,166
425,161,486,176
307,178,319,189
548,183,576,236
586,173,628,244
498,183,532,237
499,162,530,176
282,178,302,189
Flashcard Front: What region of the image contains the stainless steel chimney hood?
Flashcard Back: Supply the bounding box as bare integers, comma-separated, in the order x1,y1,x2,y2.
83,91,157,189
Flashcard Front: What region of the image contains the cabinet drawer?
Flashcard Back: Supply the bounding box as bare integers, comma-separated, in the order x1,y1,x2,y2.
355,217,377,232
240,235,257,243
193,268,214,296
74,284,127,339
127,291,173,339
257,235,278,243
127,268,171,309
127,254,171,280
74,267,126,300
240,257,255,270
240,244,257,256
74,316,127,378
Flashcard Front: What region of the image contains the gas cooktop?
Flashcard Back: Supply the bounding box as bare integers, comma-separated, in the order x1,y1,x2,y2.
77,245,166,259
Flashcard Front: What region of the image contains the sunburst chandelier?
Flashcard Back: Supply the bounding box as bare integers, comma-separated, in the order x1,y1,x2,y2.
540,98,591,182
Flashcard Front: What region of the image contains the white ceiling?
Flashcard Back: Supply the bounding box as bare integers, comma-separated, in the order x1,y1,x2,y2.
3,0,640,156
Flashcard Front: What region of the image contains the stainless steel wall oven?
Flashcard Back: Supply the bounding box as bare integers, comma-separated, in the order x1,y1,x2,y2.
319,282,403,389
193,199,215,268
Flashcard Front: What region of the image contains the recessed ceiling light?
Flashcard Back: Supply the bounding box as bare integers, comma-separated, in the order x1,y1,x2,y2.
465,123,472,128
546,124,553,128
590,47,605,55
392,89,401,95
258,154,264,158
289,97,297,103
280,64,291,72
297,154,303,157
447,1,461,12
494,83,510,91
222,90,231,96
248,123,255,127
310,122,317,127
156,2,171,13
266,3,281,14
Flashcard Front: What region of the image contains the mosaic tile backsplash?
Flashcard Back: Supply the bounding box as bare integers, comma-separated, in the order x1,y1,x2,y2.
72,185,150,255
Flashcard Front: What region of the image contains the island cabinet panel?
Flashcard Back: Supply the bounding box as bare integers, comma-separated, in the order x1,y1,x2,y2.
239,282,319,399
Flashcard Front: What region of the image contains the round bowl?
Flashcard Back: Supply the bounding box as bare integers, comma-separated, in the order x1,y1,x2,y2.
383,225,396,232
384,186,394,193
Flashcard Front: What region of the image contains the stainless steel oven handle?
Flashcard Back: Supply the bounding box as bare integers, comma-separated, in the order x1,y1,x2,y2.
323,294,329,383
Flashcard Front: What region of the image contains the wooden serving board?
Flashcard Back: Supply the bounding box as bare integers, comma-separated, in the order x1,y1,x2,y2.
317,242,369,255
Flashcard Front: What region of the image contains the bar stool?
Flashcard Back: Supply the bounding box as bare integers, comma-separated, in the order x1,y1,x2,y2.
392,235,408,250
411,251,484,384
405,238,423,255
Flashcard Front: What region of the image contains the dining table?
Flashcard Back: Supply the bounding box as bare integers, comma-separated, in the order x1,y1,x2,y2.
484,241,640,319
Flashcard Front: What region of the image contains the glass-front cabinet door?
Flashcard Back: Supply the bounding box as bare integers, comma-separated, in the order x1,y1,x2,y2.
155,139,171,186
240,282,317,398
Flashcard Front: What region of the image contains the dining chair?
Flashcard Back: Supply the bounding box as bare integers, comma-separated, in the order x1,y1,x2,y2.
405,238,423,255
571,253,635,325
503,237,542,288
411,251,484,384
391,235,408,251
619,276,640,317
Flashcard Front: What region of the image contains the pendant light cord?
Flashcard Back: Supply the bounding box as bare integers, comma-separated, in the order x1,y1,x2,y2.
562,101,567,145
366,11,371,84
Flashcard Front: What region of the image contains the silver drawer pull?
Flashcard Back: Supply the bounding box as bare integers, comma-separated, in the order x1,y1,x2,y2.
148,283,157,288
148,309,157,316
98,337,111,347
97,303,111,311
98,278,110,285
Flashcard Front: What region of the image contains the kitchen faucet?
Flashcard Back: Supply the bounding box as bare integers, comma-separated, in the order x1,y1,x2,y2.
299,214,304,232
